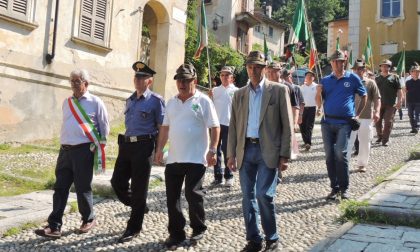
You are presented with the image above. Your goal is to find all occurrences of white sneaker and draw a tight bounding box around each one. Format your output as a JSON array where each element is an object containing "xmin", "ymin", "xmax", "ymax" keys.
[{"xmin": 224, "ymin": 178, "xmax": 234, "ymax": 187}]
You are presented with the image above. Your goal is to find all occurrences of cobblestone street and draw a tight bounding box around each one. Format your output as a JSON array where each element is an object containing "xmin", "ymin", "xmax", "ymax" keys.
[{"xmin": 0, "ymin": 117, "xmax": 419, "ymax": 251}]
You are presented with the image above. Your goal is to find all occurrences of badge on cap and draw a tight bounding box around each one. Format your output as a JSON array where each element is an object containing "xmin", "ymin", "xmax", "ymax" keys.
[{"xmin": 135, "ymin": 62, "xmax": 145, "ymax": 72}]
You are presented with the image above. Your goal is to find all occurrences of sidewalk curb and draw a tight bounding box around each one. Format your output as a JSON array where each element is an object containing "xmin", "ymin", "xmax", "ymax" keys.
[
  {"xmin": 0, "ymin": 191, "xmax": 77, "ymax": 236},
  {"xmin": 309, "ymin": 221, "xmax": 355, "ymax": 252},
  {"xmin": 309, "ymin": 160, "xmax": 420, "ymax": 251}
]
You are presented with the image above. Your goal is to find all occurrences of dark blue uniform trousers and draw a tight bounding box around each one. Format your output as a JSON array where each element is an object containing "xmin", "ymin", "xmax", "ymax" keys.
[{"xmin": 111, "ymin": 139, "xmax": 154, "ymax": 233}]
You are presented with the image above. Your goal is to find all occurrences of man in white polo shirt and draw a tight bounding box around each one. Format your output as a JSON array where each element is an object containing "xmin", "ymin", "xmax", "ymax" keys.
[
  {"xmin": 209, "ymin": 66, "xmax": 238, "ymax": 187},
  {"xmin": 299, "ymin": 70, "xmax": 318, "ymax": 151},
  {"xmin": 154, "ymin": 63, "xmax": 220, "ymax": 249}
]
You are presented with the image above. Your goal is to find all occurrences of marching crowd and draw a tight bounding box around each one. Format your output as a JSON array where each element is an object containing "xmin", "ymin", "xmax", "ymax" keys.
[{"xmin": 33, "ymin": 49, "xmax": 420, "ymax": 252}]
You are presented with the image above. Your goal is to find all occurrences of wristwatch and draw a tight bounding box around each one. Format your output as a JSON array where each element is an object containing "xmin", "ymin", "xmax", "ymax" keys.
[{"xmin": 209, "ymin": 148, "xmax": 217, "ymax": 155}]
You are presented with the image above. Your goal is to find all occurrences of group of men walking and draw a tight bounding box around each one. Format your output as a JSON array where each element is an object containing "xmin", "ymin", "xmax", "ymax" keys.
[{"xmin": 33, "ymin": 47, "xmax": 419, "ymax": 252}]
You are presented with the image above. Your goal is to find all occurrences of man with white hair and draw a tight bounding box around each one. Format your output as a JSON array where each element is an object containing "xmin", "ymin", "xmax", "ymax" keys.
[{"xmin": 35, "ymin": 69, "xmax": 110, "ymax": 238}]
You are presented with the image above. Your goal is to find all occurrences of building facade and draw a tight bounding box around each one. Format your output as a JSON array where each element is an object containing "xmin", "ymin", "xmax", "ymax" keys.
[
  {"xmin": 348, "ymin": 0, "xmax": 419, "ymax": 65},
  {"xmin": 253, "ymin": 10, "xmax": 286, "ymax": 58},
  {"xmin": 327, "ymin": 18, "xmax": 349, "ymax": 57},
  {"xmin": 202, "ymin": 0, "xmax": 285, "ymax": 57},
  {"xmin": 0, "ymin": 0, "xmax": 188, "ymax": 142}
]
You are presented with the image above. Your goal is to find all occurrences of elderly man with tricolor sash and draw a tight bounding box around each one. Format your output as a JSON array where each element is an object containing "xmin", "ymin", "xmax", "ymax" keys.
[{"xmin": 35, "ymin": 69, "xmax": 109, "ymax": 239}]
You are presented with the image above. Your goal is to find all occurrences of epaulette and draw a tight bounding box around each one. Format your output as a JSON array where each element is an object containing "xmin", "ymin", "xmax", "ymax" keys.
[{"xmin": 151, "ymin": 92, "xmax": 164, "ymax": 100}]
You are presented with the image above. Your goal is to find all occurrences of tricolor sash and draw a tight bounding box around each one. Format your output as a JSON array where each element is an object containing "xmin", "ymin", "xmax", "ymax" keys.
[{"xmin": 67, "ymin": 97, "xmax": 106, "ymax": 174}]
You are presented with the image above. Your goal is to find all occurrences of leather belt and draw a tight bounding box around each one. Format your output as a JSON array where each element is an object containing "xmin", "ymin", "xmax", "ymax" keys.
[
  {"xmin": 61, "ymin": 143, "xmax": 90, "ymax": 151},
  {"xmin": 246, "ymin": 137, "xmax": 259, "ymax": 144},
  {"xmin": 119, "ymin": 134, "xmax": 154, "ymax": 143}
]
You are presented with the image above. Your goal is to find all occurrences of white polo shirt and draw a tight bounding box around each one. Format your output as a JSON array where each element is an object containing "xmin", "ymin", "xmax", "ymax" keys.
[
  {"xmin": 212, "ymin": 83, "xmax": 238, "ymax": 126},
  {"xmin": 300, "ymin": 82, "xmax": 318, "ymax": 107},
  {"xmin": 163, "ymin": 90, "xmax": 219, "ymax": 166}
]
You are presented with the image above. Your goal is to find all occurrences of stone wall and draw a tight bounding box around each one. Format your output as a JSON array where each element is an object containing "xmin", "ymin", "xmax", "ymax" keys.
[{"xmin": 0, "ymin": 0, "xmax": 188, "ymax": 143}]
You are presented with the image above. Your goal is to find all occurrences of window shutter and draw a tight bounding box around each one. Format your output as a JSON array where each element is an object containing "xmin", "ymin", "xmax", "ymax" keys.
[
  {"xmin": 80, "ymin": 0, "xmax": 94, "ymax": 37},
  {"xmin": 12, "ymin": 0, "xmax": 27, "ymax": 16},
  {"xmin": 79, "ymin": 0, "xmax": 107, "ymax": 43},
  {"xmin": 0, "ymin": 0, "xmax": 8, "ymax": 11},
  {"xmin": 93, "ymin": 0, "xmax": 106, "ymax": 41}
]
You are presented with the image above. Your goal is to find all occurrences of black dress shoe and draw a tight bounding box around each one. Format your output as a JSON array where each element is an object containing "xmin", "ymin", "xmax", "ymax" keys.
[
  {"xmin": 164, "ymin": 237, "xmax": 185, "ymax": 249},
  {"xmin": 375, "ymin": 138, "xmax": 382, "ymax": 144},
  {"xmin": 117, "ymin": 229, "xmax": 139, "ymax": 243},
  {"xmin": 241, "ymin": 241, "xmax": 263, "ymax": 252},
  {"xmin": 382, "ymin": 141, "xmax": 389, "ymax": 147},
  {"xmin": 190, "ymin": 230, "xmax": 206, "ymax": 242},
  {"xmin": 264, "ymin": 239, "xmax": 280, "ymax": 251},
  {"xmin": 326, "ymin": 190, "xmax": 339, "ymax": 200}
]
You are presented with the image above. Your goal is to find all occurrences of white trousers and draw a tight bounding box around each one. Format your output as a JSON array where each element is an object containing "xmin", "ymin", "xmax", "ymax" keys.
[{"xmin": 346, "ymin": 119, "xmax": 373, "ymax": 167}]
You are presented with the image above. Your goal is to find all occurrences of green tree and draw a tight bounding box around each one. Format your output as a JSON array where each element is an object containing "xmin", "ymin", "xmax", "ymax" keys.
[
  {"xmin": 185, "ymin": 0, "xmax": 245, "ymax": 86},
  {"xmin": 390, "ymin": 50, "xmax": 420, "ymax": 75},
  {"xmin": 252, "ymin": 43, "xmax": 263, "ymax": 51},
  {"xmin": 272, "ymin": 0, "xmax": 347, "ymax": 53}
]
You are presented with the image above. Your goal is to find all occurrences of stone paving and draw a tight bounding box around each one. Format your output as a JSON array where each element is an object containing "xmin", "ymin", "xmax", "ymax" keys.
[
  {"xmin": 358, "ymin": 160, "xmax": 420, "ymax": 225},
  {"xmin": 0, "ymin": 116, "xmax": 419, "ymax": 251},
  {"xmin": 313, "ymin": 223, "xmax": 420, "ymax": 252},
  {"xmin": 311, "ymin": 160, "xmax": 420, "ymax": 252}
]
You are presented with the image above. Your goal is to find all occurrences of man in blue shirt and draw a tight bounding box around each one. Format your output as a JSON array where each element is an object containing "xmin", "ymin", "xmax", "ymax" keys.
[
  {"xmin": 111, "ymin": 62, "xmax": 165, "ymax": 243},
  {"xmin": 316, "ymin": 50, "xmax": 367, "ymax": 200}
]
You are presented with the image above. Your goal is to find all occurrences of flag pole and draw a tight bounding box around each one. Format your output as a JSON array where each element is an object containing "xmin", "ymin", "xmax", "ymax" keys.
[
  {"xmin": 400, "ymin": 41, "xmax": 406, "ymax": 83},
  {"xmin": 401, "ymin": 41, "xmax": 406, "ymax": 108},
  {"xmin": 206, "ymin": 46, "xmax": 212, "ymax": 89},
  {"xmin": 304, "ymin": 7, "xmax": 322, "ymax": 81}
]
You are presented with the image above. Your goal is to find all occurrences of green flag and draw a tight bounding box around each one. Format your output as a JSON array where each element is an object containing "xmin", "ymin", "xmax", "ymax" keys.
[
  {"xmin": 336, "ymin": 36, "xmax": 340, "ymax": 50},
  {"xmin": 287, "ymin": 0, "xmax": 309, "ymax": 45},
  {"xmin": 263, "ymin": 34, "xmax": 272, "ymax": 63},
  {"xmin": 396, "ymin": 48, "xmax": 405, "ymax": 76},
  {"xmin": 363, "ymin": 33, "xmax": 373, "ymax": 69},
  {"xmin": 194, "ymin": 0, "xmax": 208, "ymax": 59}
]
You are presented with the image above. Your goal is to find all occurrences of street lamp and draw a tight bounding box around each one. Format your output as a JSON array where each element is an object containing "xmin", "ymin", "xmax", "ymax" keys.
[{"xmin": 212, "ymin": 13, "xmax": 224, "ymax": 30}]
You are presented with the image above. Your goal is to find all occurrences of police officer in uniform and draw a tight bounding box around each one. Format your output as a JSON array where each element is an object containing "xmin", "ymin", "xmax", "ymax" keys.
[{"xmin": 111, "ymin": 61, "xmax": 165, "ymax": 243}]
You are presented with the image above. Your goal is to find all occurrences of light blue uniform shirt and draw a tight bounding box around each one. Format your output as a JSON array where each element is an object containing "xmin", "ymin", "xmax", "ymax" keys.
[
  {"xmin": 60, "ymin": 91, "xmax": 110, "ymax": 145},
  {"xmin": 246, "ymin": 78, "xmax": 265, "ymax": 138},
  {"xmin": 124, "ymin": 88, "xmax": 165, "ymax": 136}
]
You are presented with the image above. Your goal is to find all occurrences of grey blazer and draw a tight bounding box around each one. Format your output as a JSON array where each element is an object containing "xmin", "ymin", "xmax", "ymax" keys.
[{"xmin": 227, "ymin": 80, "xmax": 293, "ymax": 169}]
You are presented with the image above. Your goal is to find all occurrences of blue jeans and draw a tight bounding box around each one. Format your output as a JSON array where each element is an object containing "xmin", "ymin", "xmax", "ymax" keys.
[
  {"xmin": 408, "ymin": 103, "xmax": 420, "ymax": 130},
  {"xmin": 214, "ymin": 125, "xmax": 233, "ymax": 180},
  {"xmin": 239, "ymin": 142, "xmax": 279, "ymax": 243},
  {"xmin": 321, "ymin": 122, "xmax": 352, "ymax": 192}
]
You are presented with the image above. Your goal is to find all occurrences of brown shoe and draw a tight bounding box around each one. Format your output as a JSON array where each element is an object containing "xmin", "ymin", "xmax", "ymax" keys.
[
  {"xmin": 78, "ymin": 219, "xmax": 96, "ymax": 233},
  {"xmin": 35, "ymin": 226, "xmax": 61, "ymax": 239}
]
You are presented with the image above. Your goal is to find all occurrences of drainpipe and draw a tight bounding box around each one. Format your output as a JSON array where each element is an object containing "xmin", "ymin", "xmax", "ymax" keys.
[{"xmin": 46, "ymin": 0, "xmax": 59, "ymax": 64}]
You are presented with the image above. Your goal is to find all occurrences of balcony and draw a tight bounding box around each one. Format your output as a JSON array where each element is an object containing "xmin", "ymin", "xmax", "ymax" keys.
[{"xmin": 235, "ymin": 11, "xmax": 260, "ymax": 27}]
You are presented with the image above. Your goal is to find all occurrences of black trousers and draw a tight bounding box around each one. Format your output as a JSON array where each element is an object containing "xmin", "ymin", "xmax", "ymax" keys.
[
  {"xmin": 299, "ymin": 106, "xmax": 316, "ymax": 145},
  {"xmin": 165, "ymin": 163, "xmax": 207, "ymax": 240},
  {"xmin": 48, "ymin": 143, "xmax": 94, "ymax": 230},
  {"xmin": 111, "ymin": 139, "xmax": 154, "ymax": 233}
]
